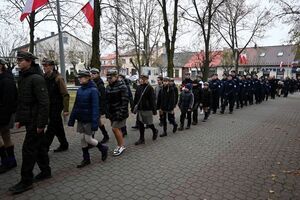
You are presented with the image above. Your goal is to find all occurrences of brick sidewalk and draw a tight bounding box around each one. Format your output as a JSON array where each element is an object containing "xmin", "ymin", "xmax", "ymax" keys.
[{"xmin": 1, "ymin": 94, "xmax": 300, "ymax": 200}]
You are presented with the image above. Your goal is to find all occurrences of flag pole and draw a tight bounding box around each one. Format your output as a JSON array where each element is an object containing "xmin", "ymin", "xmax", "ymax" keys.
[{"xmin": 55, "ymin": 0, "xmax": 67, "ymax": 83}]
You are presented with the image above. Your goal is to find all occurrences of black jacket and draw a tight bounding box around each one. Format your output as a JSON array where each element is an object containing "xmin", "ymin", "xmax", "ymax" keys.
[
  {"xmin": 157, "ymin": 85, "xmax": 177, "ymax": 112},
  {"xmin": 178, "ymin": 90, "xmax": 194, "ymax": 111},
  {"xmin": 106, "ymin": 80, "xmax": 129, "ymax": 121},
  {"xmin": 15, "ymin": 64, "xmax": 49, "ymax": 128},
  {"xmin": 133, "ymin": 83, "xmax": 156, "ymax": 113},
  {"xmin": 200, "ymin": 88, "xmax": 212, "ymax": 107},
  {"xmin": 0, "ymin": 71, "xmax": 18, "ymax": 126},
  {"xmin": 93, "ymin": 77, "xmax": 106, "ymax": 115}
]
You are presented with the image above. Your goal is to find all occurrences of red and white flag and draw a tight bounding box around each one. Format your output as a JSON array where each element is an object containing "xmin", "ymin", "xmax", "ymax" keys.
[
  {"xmin": 81, "ymin": 0, "xmax": 94, "ymax": 27},
  {"xmin": 20, "ymin": 0, "xmax": 49, "ymax": 22}
]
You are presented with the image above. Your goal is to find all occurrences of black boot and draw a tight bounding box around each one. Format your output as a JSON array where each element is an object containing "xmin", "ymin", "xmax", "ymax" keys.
[
  {"xmin": 178, "ymin": 124, "xmax": 184, "ymax": 131},
  {"xmin": 5, "ymin": 146, "xmax": 17, "ymax": 170},
  {"xmin": 173, "ymin": 124, "xmax": 178, "ymax": 133},
  {"xmin": 202, "ymin": 112, "xmax": 208, "ymax": 122},
  {"xmin": 0, "ymin": 146, "xmax": 8, "ymax": 174},
  {"xmin": 152, "ymin": 129, "xmax": 158, "ymax": 141},
  {"xmin": 159, "ymin": 132, "xmax": 167, "ymax": 137},
  {"xmin": 53, "ymin": 143, "xmax": 69, "ymax": 152},
  {"xmin": 34, "ymin": 170, "xmax": 52, "ymax": 183},
  {"xmin": 100, "ymin": 125, "xmax": 109, "ymax": 143},
  {"xmin": 96, "ymin": 143, "xmax": 108, "ymax": 161},
  {"xmin": 135, "ymin": 128, "xmax": 145, "ymax": 145},
  {"xmin": 9, "ymin": 181, "xmax": 33, "ymax": 194},
  {"xmin": 77, "ymin": 147, "xmax": 91, "ymax": 168}
]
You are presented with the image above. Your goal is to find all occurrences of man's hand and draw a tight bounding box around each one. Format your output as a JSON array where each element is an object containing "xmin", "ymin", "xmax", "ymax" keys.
[
  {"xmin": 15, "ymin": 122, "xmax": 21, "ymax": 129},
  {"xmin": 63, "ymin": 112, "xmax": 69, "ymax": 117},
  {"xmin": 37, "ymin": 128, "xmax": 44, "ymax": 134}
]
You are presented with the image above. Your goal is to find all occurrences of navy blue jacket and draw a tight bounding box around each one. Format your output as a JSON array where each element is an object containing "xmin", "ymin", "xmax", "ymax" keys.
[
  {"xmin": 223, "ymin": 80, "xmax": 236, "ymax": 97},
  {"xmin": 178, "ymin": 90, "xmax": 194, "ymax": 111},
  {"xmin": 68, "ymin": 80, "xmax": 99, "ymax": 131},
  {"xmin": 209, "ymin": 79, "xmax": 221, "ymax": 95}
]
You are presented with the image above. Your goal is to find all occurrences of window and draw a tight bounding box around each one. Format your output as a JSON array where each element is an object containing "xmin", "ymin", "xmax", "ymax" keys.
[
  {"xmin": 175, "ymin": 69, "xmax": 179, "ymax": 78},
  {"xmin": 259, "ymin": 52, "xmax": 266, "ymax": 57},
  {"xmin": 277, "ymin": 52, "xmax": 284, "ymax": 57}
]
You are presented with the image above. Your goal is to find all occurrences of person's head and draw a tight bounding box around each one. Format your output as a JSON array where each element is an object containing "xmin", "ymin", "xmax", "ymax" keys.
[
  {"xmin": 163, "ymin": 77, "xmax": 170, "ymax": 86},
  {"xmin": 231, "ymin": 70, "xmax": 236, "ymax": 77},
  {"xmin": 17, "ymin": 51, "xmax": 38, "ymax": 71},
  {"xmin": 139, "ymin": 74, "xmax": 149, "ymax": 84},
  {"xmin": 241, "ymin": 75, "xmax": 246, "ymax": 80},
  {"xmin": 118, "ymin": 74, "xmax": 125, "ymax": 81},
  {"xmin": 157, "ymin": 76, "xmax": 163, "ymax": 85},
  {"xmin": 211, "ymin": 74, "xmax": 217, "ymax": 80},
  {"xmin": 169, "ymin": 78, "xmax": 175, "ymax": 85},
  {"xmin": 185, "ymin": 72, "xmax": 190, "ymax": 79},
  {"xmin": 41, "ymin": 58, "xmax": 55, "ymax": 75},
  {"xmin": 90, "ymin": 68, "xmax": 100, "ymax": 80},
  {"xmin": 185, "ymin": 83, "xmax": 192, "ymax": 92},
  {"xmin": 222, "ymin": 73, "xmax": 227, "ymax": 79},
  {"xmin": 77, "ymin": 70, "xmax": 91, "ymax": 85},
  {"xmin": 0, "ymin": 59, "xmax": 7, "ymax": 73},
  {"xmin": 246, "ymin": 74, "xmax": 251, "ymax": 79},
  {"xmin": 107, "ymin": 70, "xmax": 118, "ymax": 84},
  {"xmin": 227, "ymin": 74, "xmax": 233, "ymax": 80},
  {"xmin": 203, "ymin": 82, "xmax": 209, "ymax": 89},
  {"xmin": 253, "ymin": 75, "xmax": 258, "ymax": 79}
]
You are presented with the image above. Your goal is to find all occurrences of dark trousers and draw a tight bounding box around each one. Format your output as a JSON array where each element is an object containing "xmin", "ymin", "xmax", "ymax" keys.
[
  {"xmin": 137, "ymin": 120, "xmax": 156, "ymax": 140},
  {"xmin": 45, "ymin": 110, "xmax": 68, "ymax": 149},
  {"xmin": 192, "ymin": 102, "xmax": 200, "ymax": 122},
  {"xmin": 21, "ymin": 123, "xmax": 51, "ymax": 184},
  {"xmin": 221, "ymin": 95, "xmax": 235, "ymax": 112},
  {"xmin": 180, "ymin": 110, "xmax": 191, "ymax": 127},
  {"xmin": 162, "ymin": 112, "xmax": 176, "ymax": 132},
  {"xmin": 211, "ymin": 92, "xmax": 219, "ymax": 113},
  {"xmin": 270, "ymin": 89, "xmax": 276, "ymax": 99},
  {"xmin": 247, "ymin": 91, "xmax": 253, "ymax": 105}
]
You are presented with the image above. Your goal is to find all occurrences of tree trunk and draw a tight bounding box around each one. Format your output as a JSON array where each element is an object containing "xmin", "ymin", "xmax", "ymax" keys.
[
  {"xmin": 203, "ymin": 47, "xmax": 210, "ymax": 81},
  {"xmin": 91, "ymin": 0, "xmax": 101, "ymax": 69},
  {"xmin": 29, "ymin": 12, "xmax": 35, "ymax": 53}
]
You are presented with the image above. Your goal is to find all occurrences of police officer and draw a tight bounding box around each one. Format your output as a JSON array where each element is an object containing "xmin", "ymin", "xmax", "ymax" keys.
[
  {"xmin": 42, "ymin": 58, "xmax": 70, "ymax": 152},
  {"xmin": 245, "ymin": 74, "xmax": 254, "ymax": 105},
  {"xmin": 253, "ymin": 75, "xmax": 262, "ymax": 104},
  {"xmin": 9, "ymin": 51, "xmax": 50, "ymax": 194},
  {"xmin": 90, "ymin": 68, "xmax": 110, "ymax": 143},
  {"xmin": 208, "ymin": 74, "xmax": 221, "ymax": 114},
  {"xmin": 231, "ymin": 71, "xmax": 240, "ymax": 109},
  {"xmin": 220, "ymin": 74, "xmax": 236, "ymax": 114}
]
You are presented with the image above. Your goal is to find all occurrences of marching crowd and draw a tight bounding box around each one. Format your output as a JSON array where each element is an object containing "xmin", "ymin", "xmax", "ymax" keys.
[{"xmin": 1, "ymin": 51, "xmax": 300, "ymax": 194}]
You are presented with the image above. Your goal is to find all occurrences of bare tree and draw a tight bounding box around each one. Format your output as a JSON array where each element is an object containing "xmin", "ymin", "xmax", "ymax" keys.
[
  {"xmin": 157, "ymin": 0, "xmax": 179, "ymax": 78},
  {"xmin": 272, "ymin": 0, "xmax": 300, "ymax": 44},
  {"xmin": 180, "ymin": 0, "xmax": 225, "ymax": 81},
  {"xmin": 213, "ymin": 0, "xmax": 271, "ymax": 72}
]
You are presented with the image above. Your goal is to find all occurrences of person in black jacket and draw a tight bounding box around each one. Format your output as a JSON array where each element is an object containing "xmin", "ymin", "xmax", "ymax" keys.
[
  {"xmin": 106, "ymin": 71, "xmax": 129, "ymax": 156},
  {"xmin": 191, "ymin": 79, "xmax": 201, "ymax": 125},
  {"xmin": 220, "ymin": 74, "xmax": 236, "ymax": 114},
  {"xmin": 178, "ymin": 83, "xmax": 194, "ymax": 130},
  {"xmin": 42, "ymin": 58, "xmax": 70, "ymax": 152},
  {"xmin": 90, "ymin": 68, "xmax": 109, "ymax": 143},
  {"xmin": 157, "ymin": 77, "xmax": 178, "ymax": 137},
  {"xmin": 9, "ymin": 51, "xmax": 50, "ymax": 194},
  {"xmin": 268, "ymin": 76, "xmax": 277, "ymax": 99},
  {"xmin": 132, "ymin": 74, "xmax": 158, "ymax": 145},
  {"xmin": 0, "ymin": 59, "xmax": 18, "ymax": 174},
  {"xmin": 168, "ymin": 78, "xmax": 178, "ymax": 130},
  {"xmin": 208, "ymin": 74, "xmax": 221, "ymax": 114},
  {"xmin": 201, "ymin": 82, "xmax": 212, "ymax": 122}
]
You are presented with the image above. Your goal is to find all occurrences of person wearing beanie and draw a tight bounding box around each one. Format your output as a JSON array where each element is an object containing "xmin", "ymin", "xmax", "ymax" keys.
[
  {"xmin": 191, "ymin": 79, "xmax": 202, "ymax": 125},
  {"xmin": 68, "ymin": 70, "xmax": 108, "ymax": 168},
  {"xmin": 178, "ymin": 83, "xmax": 194, "ymax": 130},
  {"xmin": 200, "ymin": 82, "xmax": 212, "ymax": 122},
  {"xmin": 90, "ymin": 68, "xmax": 110, "ymax": 144},
  {"xmin": 0, "ymin": 59, "xmax": 18, "ymax": 174}
]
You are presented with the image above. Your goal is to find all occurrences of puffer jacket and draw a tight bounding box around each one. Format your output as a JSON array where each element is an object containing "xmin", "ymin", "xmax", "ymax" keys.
[
  {"xmin": 133, "ymin": 83, "xmax": 156, "ymax": 113},
  {"xmin": 68, "ymin": 80, "xmax": 99, "ymax": 131},
  {"xmin": 0, "ymin": 71, "xmax": 18, "ymax": 126},
  {"xmin": 15, "ymin": 64, "xmax": 49, "ymax": 128},
  {"xmin": 106, "ymin": 80, "xmax": 129, "ymax": 121},
  {"xmin": 178, "ymin": 90, "xmax": 194, "ymax": 111}
]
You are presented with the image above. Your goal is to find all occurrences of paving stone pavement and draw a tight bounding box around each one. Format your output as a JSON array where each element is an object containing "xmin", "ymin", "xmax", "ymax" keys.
[{"xmin": 1, "ymin": 93, "xmax": 300, "ymax": 200}]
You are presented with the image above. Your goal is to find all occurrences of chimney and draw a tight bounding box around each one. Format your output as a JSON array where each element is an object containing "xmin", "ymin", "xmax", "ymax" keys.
[{"xmin": 51, "ymin": 32, "xmax": 55, "ymax": 36}]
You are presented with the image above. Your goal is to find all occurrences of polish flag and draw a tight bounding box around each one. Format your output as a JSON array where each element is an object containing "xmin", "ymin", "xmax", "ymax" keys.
[
  {"xmin": 81, "ymin": 0, "xmax": 94, "ymax": 27},
  {"xmin": 20, "ymin": 0, "xmax": 49, "ymax": 22}
]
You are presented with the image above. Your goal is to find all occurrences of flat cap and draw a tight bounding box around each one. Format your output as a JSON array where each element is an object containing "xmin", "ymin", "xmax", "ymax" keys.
[
  {"xmin": 90, "ymin": 68, "xmax": 100, "ymax": 74},
  {"xmin": 163, "ymin": 77, "xmax": 170, "ymax": 81},
  {"xmin": 106, "ymin": 70, "xmax": 118, "ymax": 76},
  {"xmin": 17, "ymin": 51, "xmax": 38, "ymax": 60},
  {"xmin": 76, "ymin": 69, "xmax": 91, "ymax": 78},
  {"xmin": 140, "ymin": 74, "xmax": 149, "ymax": 79},
  {"xmin": 0, "ymin": 58, "xmax": 7, "ymax": 65},
  {"xmin": 41, "ymin": 58, "xmax": 55, "ymax": 65}
]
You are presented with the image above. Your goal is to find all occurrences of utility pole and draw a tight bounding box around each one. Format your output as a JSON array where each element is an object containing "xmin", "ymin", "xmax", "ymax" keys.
[{"xmin": 56, "ymin": 0, "xmax": 66, "ymax": 83}]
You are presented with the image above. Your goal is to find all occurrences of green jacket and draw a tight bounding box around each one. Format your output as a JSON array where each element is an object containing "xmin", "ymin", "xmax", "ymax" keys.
[{"xmin": 15, "ymin": 64, "xmax": 49, "ymax": 128}]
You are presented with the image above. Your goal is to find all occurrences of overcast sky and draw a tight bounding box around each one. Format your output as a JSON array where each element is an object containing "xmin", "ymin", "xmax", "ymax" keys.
[{"xmin": 0, "ymin": 0, "xmax": 293, "ymax": 55}]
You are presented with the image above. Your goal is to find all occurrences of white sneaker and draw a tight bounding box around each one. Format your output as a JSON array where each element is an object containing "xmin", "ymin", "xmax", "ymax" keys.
[{"xmin": 113, "ymin": 146, "xmax": 126, "ymax": 156}]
